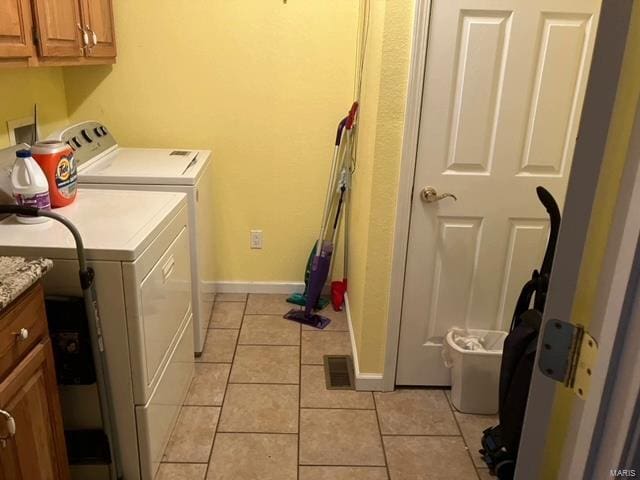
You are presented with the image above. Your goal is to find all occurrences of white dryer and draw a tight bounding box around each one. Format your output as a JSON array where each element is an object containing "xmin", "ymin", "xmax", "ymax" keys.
[
  {"xmin": 0, "ymin": 145, "xmax": 193, "ymax": 480},
  {"xmin": 50, "ymin": 122, "xmax": 214, "ymax": 354}
]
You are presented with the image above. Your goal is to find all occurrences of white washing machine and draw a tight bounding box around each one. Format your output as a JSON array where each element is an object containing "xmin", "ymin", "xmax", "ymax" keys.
[
  {"xmin": 49, "ymin": 122, "xmax": 214, "ymax": 354},
  {"xmin": 0, "ymin": 145, "xmax": 194, "ymax": 480}
]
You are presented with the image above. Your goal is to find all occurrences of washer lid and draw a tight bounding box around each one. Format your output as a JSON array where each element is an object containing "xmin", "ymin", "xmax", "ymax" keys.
[
  {"xmin": 0, "ymin": 189, "xmax": 187, "ymax": 261},
  {"xmin": 79, "ymin": 148, "xmax": 211, "ymax": 186}
]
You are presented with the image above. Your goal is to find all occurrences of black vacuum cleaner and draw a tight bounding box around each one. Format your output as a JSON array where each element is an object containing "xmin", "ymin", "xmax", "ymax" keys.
[{"xmin": 479, "ymin": 186, "xmax": 561, "ymax": 479}]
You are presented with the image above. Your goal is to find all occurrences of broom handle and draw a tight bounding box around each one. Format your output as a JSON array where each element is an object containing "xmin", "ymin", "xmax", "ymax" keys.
[
  {"xmin": 344, "ymin": 153, "xmax": 352, "ymax": 284},
  {"xmin": 317, "ymin": 119, "xmax": 347, "ymax": 256},
  {"xmin": 343, "ymin": 102, "xmax": 358, "ymax": 282}
]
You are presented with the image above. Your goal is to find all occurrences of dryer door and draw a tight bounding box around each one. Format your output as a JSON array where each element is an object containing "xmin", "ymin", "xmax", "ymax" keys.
[
  {"xmin": 139, "ymin": 227, "xmax": 191, "ymax": 384},
  {"xmin": 122, "ymin": 209, "xmax": 192, "ymax": 404}
]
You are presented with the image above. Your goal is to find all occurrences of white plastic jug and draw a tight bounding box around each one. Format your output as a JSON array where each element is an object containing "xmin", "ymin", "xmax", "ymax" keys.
[{"xmin": 11, "ymin": 149, "xmax": 51, "ymax": 224}]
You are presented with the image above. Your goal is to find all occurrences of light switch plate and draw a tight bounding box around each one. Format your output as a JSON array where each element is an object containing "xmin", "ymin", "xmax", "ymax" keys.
[{"xmin": 250, "ymin": 230, "xmax": 263, "ymax": 249}]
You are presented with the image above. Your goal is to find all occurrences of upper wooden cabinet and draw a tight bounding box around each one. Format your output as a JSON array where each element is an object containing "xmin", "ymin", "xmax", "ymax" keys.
[
  {"xmin": 79, "ymin": 0, "xmax": 116, "ymax": 57},
  {"xmin": 32, "ymin": 0, "xmax": 84, "ymax": 57},
  {"xmin": 0, "ymin": 0, "xmax": 116, "ymax": 66},
  {"xmin": 0, "ymin": 0, "xmax": 35, "ymax": 58}
]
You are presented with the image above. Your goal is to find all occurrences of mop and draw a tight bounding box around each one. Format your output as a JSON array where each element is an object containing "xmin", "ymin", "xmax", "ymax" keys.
[
  {"xmin": 330, "ymin": 104, "xmax": 358, "ymax": 311},
  {"xmin": 0, "ymin": 205, "xmax": 123, "ymax": 480},
  {"xmin": 328, "ymin": 0, "xmax": 370, "ymax": 312},
  {"xmin": 284, "ymin": 104, "xmax": 357, "ymax": 328},
  {"xmin": 286, "ymin": 110, "xmax": 352, "ymax": 311},
  {"xmin": 286, "ymin": 246, "xmax": 331, "ymax": 310}
]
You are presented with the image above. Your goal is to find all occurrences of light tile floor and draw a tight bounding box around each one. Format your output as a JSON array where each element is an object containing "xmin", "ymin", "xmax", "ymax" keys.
[{"xmin": 157, "ymin": 294, "xmax": 496, "ymax": 480}]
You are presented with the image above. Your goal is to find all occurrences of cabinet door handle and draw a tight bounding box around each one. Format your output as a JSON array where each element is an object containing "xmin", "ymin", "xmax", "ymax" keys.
[
  {"xmin": 77, "ymin": 23, "xmax": 89, "ymax": 47},
  {"xmin": 0, "ymin": 410, "xmax": 16, "ymax": 444},
  {"xmin": 13, "ymin": 328, "xmax": 28, "ymax": 342},
  {"xmin": 86, "ymin": 25, "xmax": 98, "ymax": 46}
]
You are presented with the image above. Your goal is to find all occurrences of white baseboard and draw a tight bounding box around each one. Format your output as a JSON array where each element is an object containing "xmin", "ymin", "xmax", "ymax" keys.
[
  {"xmin": 203, "ymin": 281, "xmax": 305, "ymax": 295},
  {"xmin": 344, "ymin": 293, "xmax": 385, "ymax": 391}
]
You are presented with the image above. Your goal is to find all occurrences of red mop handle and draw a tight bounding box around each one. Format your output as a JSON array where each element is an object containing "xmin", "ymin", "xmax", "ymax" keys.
[{"xmin": 346, "ymin": 102, "xmax": 359, "ymax": 130}]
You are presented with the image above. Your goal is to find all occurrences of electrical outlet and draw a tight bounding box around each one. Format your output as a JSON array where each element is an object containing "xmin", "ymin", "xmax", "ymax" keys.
[{"xmin": 250, "ymin": 230, "xmax": 263, "ymax": 249}]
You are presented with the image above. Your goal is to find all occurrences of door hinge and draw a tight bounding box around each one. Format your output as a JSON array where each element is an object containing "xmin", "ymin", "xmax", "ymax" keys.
[{"xmin": 538, "ymin": 319, "xmax": 598, "ymax": 400}]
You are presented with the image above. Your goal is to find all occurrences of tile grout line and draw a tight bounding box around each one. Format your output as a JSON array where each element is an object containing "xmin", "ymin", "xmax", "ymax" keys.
[
  {"xmin": 203, "ymin": 297, "xmax": 248, "ymax": 479},
  {"xmin": 197, "ymin": 327, "xmax": 238, "ymax": 364},
  {"xmin": 299, "ymin": 406, "xmax": 376, "ymax": 411},
  {"xmin": 197, "ymin": 431, "xmax": 469, "ymax": 438},
  {"xmin": 243, "ymin": 312, "xmax": 297, "ymax": 316},
  {"xmin": 212, "ymin": 430, "xmax": 299, "ymax": 435},
  {"xmin": 160, "ymin": 460, "xmax": 208, "ymax": 463},
  {"xmin": 372, "ymin": 393, "xmax": 392, "ymax": 480},
  {"xmin": 444, "ymin": 389, "xmax": 484, "ymax": 480},
  {"xmin": 161, "ymin": 299, "xmax": 220, "ymax": 468},
  {"xmin": 297, "ymin": 306, "xmax": 302, "ymax": 480},
  {"xmin": 227, "ymin": 381, "xmax": 300, "ymax": 386},
  {"xmin": 374, "ymin": 432, "xmax": 466, "ymax": 437},
  {"xmin": 195, "ymin": 361, "xmax": 233, "ymax": 365},
  {"xmin": 300, "ymin": 329, "xmax": 351, "ymax": 333},
  {"xmin": 208, "ymin": 299, "xmax": 245, "ymax": 329},
  {"xmin": 299, "ymin": 463, "xmax": 392, "ymax": 468}
]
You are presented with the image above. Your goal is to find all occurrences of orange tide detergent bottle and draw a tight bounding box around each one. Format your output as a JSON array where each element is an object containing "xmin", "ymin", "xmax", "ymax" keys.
[{"xmin": 31, "ymin": 140, "xmax": 78, "ymax": 207}]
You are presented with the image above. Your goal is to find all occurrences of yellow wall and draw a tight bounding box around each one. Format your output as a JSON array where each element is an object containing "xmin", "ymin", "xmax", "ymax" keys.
[
  {"xmin": 348, "ymin": 0, "xmax": 385, "ymax": 372},
  {"xmin": 63, "ymin": 0, "xmax": 359, "ymax": 282},
  {"xmin": 542, "ymin": 3, "xmax": 640, "ymax": 477},
  {"xmin": 0, "ymin": 68, "xmax": 69, "ymax": 147},
  {"xmin": 349, "ymin": 0, "xmax": 415, "ymax": 373},
  {"xmin": 0, "ymin": 0, "xmax": 411, "ymax": 376}
]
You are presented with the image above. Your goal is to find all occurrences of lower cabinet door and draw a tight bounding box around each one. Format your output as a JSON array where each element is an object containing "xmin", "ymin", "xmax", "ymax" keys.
[{"xmin": 0, "ymin": 339, "xmax": 69, "ymax": 480}]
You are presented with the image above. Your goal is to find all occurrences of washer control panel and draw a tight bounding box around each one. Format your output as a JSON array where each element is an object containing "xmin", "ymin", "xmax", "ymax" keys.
[{"xmin": 51, "ymin": 121, "xmax": 117, "ymax": 167}]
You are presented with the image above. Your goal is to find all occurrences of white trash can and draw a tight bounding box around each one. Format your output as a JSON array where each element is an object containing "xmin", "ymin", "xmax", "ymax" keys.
[{"xmin": 443, "ymin": 328, "xmax": 508, "ymax": 415}]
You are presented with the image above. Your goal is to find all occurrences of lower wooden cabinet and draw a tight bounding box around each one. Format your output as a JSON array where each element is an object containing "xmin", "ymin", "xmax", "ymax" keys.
[{"xmin": 0, "ymin": 286, "xmax": 69, "ymax": 480}]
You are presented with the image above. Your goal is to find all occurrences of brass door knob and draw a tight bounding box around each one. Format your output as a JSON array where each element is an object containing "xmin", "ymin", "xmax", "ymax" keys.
[{"xmin": 420, "ymin": 187, "xmax": 458, "ymax": 203}]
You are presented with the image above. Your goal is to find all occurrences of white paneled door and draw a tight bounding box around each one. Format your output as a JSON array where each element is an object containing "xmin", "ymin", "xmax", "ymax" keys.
[{"xmin": 396, "ymin": 0, "xmax": 601, "ymax": 385}]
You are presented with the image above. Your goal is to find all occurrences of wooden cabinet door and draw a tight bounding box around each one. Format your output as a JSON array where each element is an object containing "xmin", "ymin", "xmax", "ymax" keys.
[
  {"xmin": 0, "ymin": 340, "xmax": 69, "ymax": 480},
  {"xmin": 80, "ymin": 0, "xmax": 116, "ymax": 57},
  {"xmin": 0, "ymin": 0, "xmax": 34, "ymax": 58},
  {"xmin": 32, "ymin": 0, "xmax": 83, "ymax": 57}
]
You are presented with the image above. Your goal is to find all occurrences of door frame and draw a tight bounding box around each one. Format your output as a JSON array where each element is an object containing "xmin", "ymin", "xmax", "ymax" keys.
[
  {"xmin": 572, "ymin": 95, "xmax": 640, "ymax": 477},
  {"xmin": 521, "ymin": 75, "xmax": 640, "ymax": 480},
  {"xmin": 383, "ymin": 0, "xmax": 432, "ymax": 391}
]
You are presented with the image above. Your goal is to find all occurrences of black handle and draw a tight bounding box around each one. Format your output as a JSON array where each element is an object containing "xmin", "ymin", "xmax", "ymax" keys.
[
  {"xmin": 531, "ymin": 187, "xmax": 562, "ymax": 314},
  {"xmin": 335, "ymin": 117, "xmax": 348, "ymax": 146},
  {"xmin": 536, "ymin": 187, "xmax": 561, "ymax": 225},
  {"xmin": 0, "ymin": 205, "xmax": 41, "ymax": 217}
]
